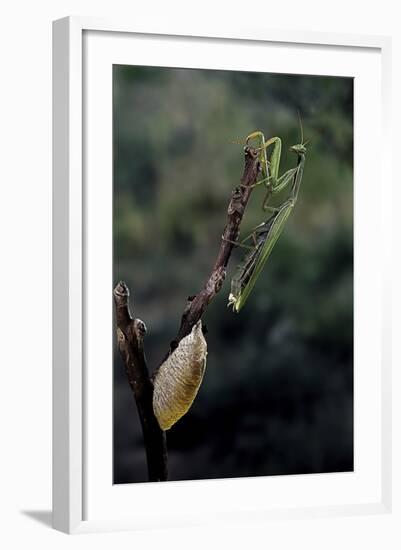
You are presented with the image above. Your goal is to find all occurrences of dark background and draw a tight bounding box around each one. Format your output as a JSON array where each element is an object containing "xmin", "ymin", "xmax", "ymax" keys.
[{"xmin": 113, "ymin": 65, "xmax": 353, "ymax": 483}]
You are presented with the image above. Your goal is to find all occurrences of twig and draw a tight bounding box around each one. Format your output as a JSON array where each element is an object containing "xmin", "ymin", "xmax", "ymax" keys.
[
  {"xmin": 171, "ymin": 145, "xmax": 261, "ymax": 349},
  {"xmin": 113, "ymin": 281, "xmax": 168, "ymax": 481}
]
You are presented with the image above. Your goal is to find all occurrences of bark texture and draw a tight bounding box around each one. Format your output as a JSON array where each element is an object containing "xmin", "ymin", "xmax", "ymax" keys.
[{"xmin": 114, "ymin": 281, "xmax": 168, "ymax": 481}]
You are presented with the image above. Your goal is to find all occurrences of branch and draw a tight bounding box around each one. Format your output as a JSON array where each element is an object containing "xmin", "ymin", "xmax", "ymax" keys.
[
  {"xmin": 171, "ymin": 145, "xmax": 261, "ymax": 349},
  {"xmin": 113, "ymin": 281, "xmax": 168, "ymax": 481}
]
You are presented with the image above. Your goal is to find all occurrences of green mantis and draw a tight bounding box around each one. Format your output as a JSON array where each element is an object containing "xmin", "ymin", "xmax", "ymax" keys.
[{"xmin": 228, "ymin": 122, "xmax": 307, "ymax": 312}]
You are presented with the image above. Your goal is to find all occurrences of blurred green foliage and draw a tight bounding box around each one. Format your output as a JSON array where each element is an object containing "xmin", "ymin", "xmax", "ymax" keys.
[{"xmin": 113, "ymin": 65, "xmax": 353, "ymax": 483}]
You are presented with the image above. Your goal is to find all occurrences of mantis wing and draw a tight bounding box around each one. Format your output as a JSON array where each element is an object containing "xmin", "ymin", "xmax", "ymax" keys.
[{"xmin": 233, "ymin": 201, "xmax": 294, "ymax": 312}]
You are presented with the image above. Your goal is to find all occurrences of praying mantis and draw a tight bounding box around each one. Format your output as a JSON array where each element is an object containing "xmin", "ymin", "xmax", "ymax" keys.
[{"xmin": 228, "ymin": 121, "xmax": 307, "ymax": 312}]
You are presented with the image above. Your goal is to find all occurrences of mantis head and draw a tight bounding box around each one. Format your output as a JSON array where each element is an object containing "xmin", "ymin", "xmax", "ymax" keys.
[{"xmin": 290, "ymin": 142, "xmax": 307, "ymax": 154}]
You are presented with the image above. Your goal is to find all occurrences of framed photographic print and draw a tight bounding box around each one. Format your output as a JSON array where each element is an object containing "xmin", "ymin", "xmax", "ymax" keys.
[{"xmin": 52, "ymin": 17, "xmax": 392, "ymax": 534}]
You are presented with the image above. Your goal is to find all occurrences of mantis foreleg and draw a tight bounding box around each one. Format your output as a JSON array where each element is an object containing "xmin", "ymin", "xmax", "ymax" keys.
[{"xmin": 246, "ymin": 133, "xmax": 300, "ymax": 210}]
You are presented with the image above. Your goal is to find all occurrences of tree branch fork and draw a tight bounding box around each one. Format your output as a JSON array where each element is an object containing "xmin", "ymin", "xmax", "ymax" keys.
[{"xmin": 113, "ymin": 145, "xmax": 261, "ymax": 481}]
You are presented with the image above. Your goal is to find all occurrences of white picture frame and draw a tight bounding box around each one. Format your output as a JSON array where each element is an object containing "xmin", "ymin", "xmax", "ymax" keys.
[{"xmin": 52, "ymin": 16, "xmax": 392, "ymax": 534}]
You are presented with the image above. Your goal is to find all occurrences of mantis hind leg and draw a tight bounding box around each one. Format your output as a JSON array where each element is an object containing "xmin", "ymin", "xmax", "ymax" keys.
[
  {"xmin": 222, "ymin": 236, "xmax": 255, "ymax": 251},
  {"xmin": 223, "ymin": 220, "xmax": 269, "ymax": 250}
]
